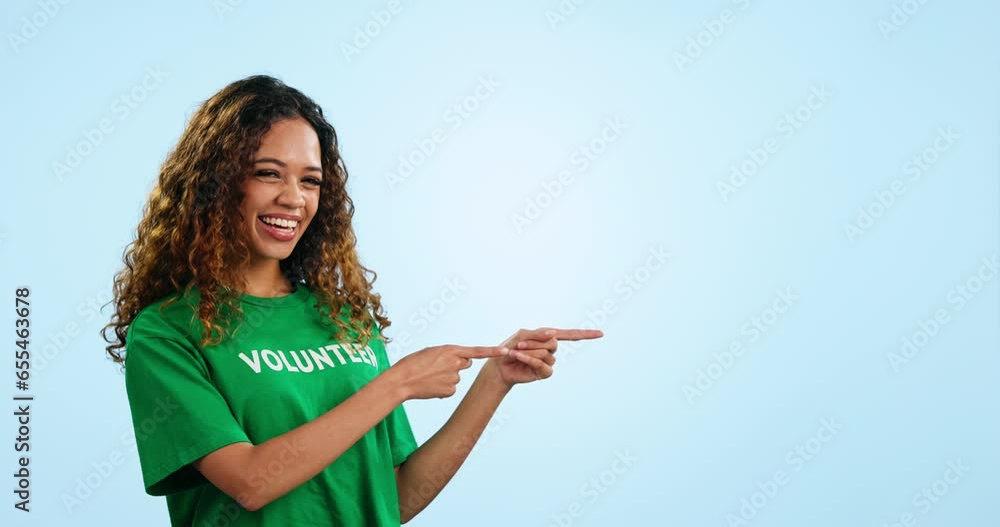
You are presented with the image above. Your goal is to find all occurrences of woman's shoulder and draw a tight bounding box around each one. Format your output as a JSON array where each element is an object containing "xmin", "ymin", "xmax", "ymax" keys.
[{"xmin": 129, "ymin": 286, "xmax": 202, "ymax": 343}]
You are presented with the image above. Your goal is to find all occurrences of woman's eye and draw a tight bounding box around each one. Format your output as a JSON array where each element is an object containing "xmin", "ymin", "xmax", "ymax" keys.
[
  {"xmin": 305, "ymin": 178, "xmax": 323, "ymax": 186},
  {"xmin": 256, "ymin": 170, "xmax": 279, "ymax": 178}
]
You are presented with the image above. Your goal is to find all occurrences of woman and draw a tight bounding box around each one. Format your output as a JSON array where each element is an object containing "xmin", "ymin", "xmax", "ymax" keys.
[{"xmin": 102, "ymin": 74, "xmax": 603, "ymax": 525}]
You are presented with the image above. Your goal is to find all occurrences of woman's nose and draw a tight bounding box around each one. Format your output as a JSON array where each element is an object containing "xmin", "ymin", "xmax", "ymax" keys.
[{"xmin": 277, "ymin": 181, "xmax": 306, "ymax": 207}]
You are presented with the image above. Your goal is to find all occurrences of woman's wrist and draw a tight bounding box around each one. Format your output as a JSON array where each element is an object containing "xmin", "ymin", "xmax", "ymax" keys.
[
  {"xmin": 374, "ymin": 365, "xmax": 411, "ymax": 405},
  {"xmin": 479, "ymin": 359, "xmax": 514, "ymax": 397}
]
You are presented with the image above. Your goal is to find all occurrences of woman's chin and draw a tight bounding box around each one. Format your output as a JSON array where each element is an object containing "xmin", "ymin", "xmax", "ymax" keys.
[{"xmin": 250, "ymin": 246, "xmax": 297, "ymax": 263}]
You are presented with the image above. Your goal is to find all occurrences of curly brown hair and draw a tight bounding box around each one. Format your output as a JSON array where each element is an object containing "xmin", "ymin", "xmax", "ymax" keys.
[{"xmin": 102, "ymin": 74, "xmax": 391, "ymax": 367}]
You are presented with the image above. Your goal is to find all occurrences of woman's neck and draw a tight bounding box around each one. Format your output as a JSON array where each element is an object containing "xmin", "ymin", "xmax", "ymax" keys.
[{"xmin": 241, "ymin": 260, "xmax": 294, "ymax": 297}]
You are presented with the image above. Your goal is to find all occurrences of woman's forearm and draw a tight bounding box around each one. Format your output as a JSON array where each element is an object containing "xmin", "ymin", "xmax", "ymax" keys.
[
  {"xmin": 195, "ymin": 368, "xmax": 408, "ymax": 512},
  {"xmin": 396, "ymin": 360, "xmax": 511, "ymax": 523}
]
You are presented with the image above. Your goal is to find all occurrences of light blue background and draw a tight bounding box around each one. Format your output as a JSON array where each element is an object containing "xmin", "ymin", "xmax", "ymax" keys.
[{"xmin": 3, "ymin": 0, "xmax": 998, "ymax": 525}]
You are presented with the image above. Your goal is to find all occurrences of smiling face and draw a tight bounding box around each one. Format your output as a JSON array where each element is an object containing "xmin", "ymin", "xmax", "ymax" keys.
[{"xmin": 238, "ymin": 116, "xmax": 323, "ymax": 267}]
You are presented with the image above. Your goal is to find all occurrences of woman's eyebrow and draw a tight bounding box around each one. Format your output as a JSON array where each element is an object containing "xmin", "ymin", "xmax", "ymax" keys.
[{"xmin": 253, "ymin": 157, "xmax": 322, "ymax": 172}]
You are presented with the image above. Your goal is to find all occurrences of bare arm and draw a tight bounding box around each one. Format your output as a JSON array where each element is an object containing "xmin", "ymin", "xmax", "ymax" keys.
[
  {"xmin": 396, "ymin": 360, "xmax": 510, "ymax": 524},
  {"xmin": 192, "ymin": 369, "xmax": 406, "ymax": 511},
  {"xmin": 394, "ymin": 327, "xmax": 604, "ymax": 523},
  {"xmin": 192, "ymin": 343, "xmax": 506, "ymax": 512}
]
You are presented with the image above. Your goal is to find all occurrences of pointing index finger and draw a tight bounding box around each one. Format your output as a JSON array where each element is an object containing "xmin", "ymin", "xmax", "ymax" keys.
[
  {"xmin": 546, "ymin": 328, "xmax": 605, "ymax": 341},
  {"xmin": 457, "ymin": 345, "xmax": 509, "ymax": 359}
]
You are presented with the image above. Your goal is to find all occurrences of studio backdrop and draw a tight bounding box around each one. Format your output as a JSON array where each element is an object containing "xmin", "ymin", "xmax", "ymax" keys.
[{"xmin": 3, "ymin": 0, "xmax": 998, "ymax": 526}]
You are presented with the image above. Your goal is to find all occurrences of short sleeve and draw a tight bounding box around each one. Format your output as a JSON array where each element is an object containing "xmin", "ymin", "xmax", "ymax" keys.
[
  {"xmin": 124, "ymin": 313, "xmax": 251, "ymax": 496},
  {"xmin": 386, "ymin": 399, "xmax": 419, "ymax": 467},
  {"xmin": 370, "ymin": 324, "xmax": 419, "ymax": 467}
]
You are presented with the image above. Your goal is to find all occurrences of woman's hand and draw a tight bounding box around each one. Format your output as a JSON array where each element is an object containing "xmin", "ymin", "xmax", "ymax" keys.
[
  {"xmin": 391, "ymin": 344, "xmax": 509, "ymax": 400},
  {"xmin": 486, "ymin": 327, "xmax": 604, "ymax": 388}
]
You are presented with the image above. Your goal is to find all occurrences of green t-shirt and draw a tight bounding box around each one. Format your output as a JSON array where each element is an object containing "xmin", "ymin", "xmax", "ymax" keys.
[{"xmin": 123, "ymin": 283, "xmax": 418, "ymax": 526}]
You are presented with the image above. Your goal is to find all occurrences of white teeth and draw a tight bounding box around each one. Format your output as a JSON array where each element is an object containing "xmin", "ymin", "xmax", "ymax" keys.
[{"xmin": 260, "ymin": 216, "xmax": 298, "ymax": 229}]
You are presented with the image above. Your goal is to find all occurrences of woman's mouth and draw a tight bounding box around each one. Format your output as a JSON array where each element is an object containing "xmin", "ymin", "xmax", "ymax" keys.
[{"xmin": 258, "ymin": 215, "xmax": 299, "ymax": 242}]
